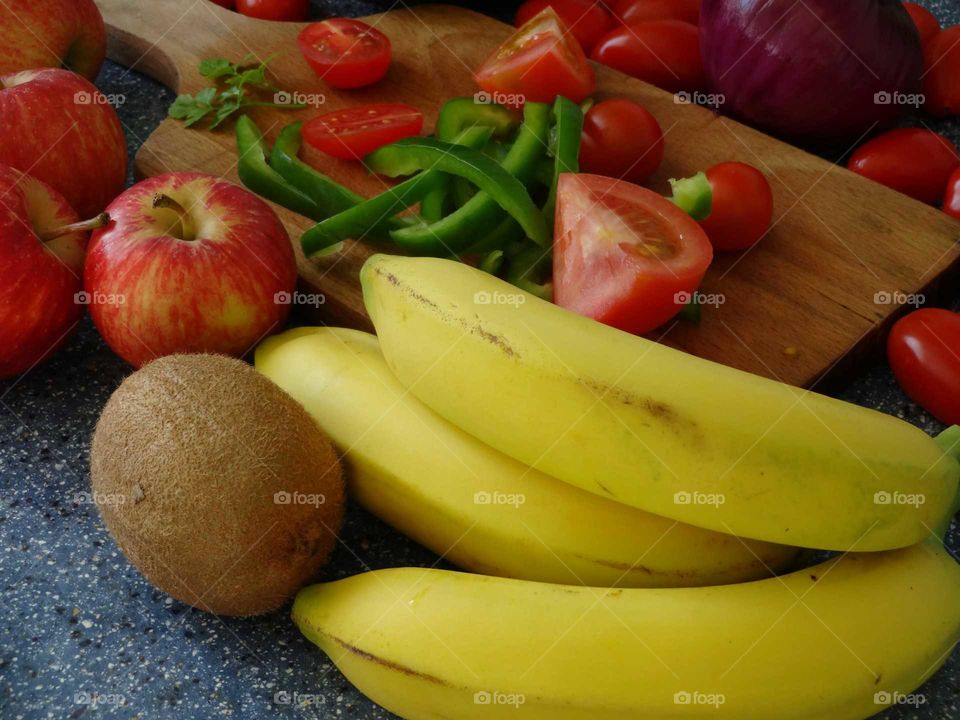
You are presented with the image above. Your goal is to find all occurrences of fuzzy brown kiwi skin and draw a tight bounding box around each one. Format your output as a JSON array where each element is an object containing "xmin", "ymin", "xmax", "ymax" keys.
[{"xmin": 90, "ymin": 353, "xmax": 345, "ymax": 617}]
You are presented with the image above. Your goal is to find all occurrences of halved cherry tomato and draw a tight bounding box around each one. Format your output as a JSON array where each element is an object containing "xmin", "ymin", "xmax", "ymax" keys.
[
  {"xmin": 923, "ymin": 26, "xmax": 960, "ymax": 118},
  {"xmin": 903, "ymin": 2, "xmax": 940, "ymax": 48},
  {"xmin": 515, "ymin": 0, "xmax": 615, "ymax": 55},
  {"xmin": 210, "ymin": 0, "xmax": 235, "ymax": 8},
  {"xmin": 554, "ymin": 173, "xmax": 713, "ymax": 335},
  {"xmin": 888, "ymin": 308, "xmax": 960, "ymax": 426},
  {"xmin": 943, "ymin": 167, "xmax": 960, "ymax": 219},
  {"xmin": 236, "ymin": 0, "xmax": 307, "ymax": 21},
  {"xmin": 591, "ymin": 20, "xmax": 704, "ymax": 93},
  {"xmin": 699, "ymin": 162, "xmax": 773, "ymax": 252},
  {"xmin": 613, "ymin": 0, "xmax": 700, "ymax": 26},
  {"xmin": 303, "ymin": 104, "xmax": 423, "ymax": 161},
  {"xmin": 298, "ymin": 19, "xmax": 392, "ymax": 89},
  {"xmin": 848, "ymin": 128, "xmax": 959, "ymax": 205},
  {"xmin": 475, "ymin": 8, "xmax": 595, "ymax": 106},
  {"xmin": 579, "ymin": 98, "xmax": 664, "ymax": 183}
]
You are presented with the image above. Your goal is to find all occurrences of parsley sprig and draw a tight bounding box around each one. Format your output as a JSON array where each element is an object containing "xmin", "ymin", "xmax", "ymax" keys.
[{"xmin": 169, "ymin": 55, "xmax": 304, "ymax": 130}]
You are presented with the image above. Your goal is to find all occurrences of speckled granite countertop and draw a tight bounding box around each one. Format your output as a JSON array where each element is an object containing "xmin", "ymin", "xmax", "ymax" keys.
[{"xmin": 2, "ymin": 2, "xmax": 960, "ymax": 719}]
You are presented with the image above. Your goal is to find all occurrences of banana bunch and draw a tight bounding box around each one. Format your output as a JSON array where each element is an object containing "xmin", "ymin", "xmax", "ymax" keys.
[
  {"xmin": 280, "ymin": 254, "xmax": 960, "ymax": 720},
  {"xmin": 360, "ymin": 254, "xmax": 959, "ymax": 552},
  {"xmin": 293, "ymin": 543, "xmax": 960, "ymax": 720},
  {"xmin": 256, "ymin": 326, "xmax": 798, "ymax": 587}
]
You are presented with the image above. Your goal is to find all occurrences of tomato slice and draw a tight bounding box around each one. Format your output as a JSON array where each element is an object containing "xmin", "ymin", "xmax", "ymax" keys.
[
  {"xmin": 475, "ymin": 7, "xmax": 595, "ymax": 106},
  {"xmin": 514, "ymin": 0, "xmax": 615, "ymax": 55},
  {"xmin": 303, "ymin": 104, "xmax": 424, "ymax": 161},
  {"xmin": 554, "ymin": 173, "xmax": 713, "ymax": 335},
  {"xmin": 297, "ymin": 19, "xmax": 392, "ymax": 89}
]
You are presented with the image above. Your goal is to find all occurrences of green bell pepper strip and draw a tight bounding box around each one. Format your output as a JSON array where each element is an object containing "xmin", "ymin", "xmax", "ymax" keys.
[
  {"xmin": 435, "ymin": 98, "xmax": 520, "ymax": 142},
  {"xmin": 678, "ymin": 293, "xmax": 701, "ymax": 323},
  {"xmin": 235, "ymin": 115, "xmax": 326, "ymax": 221},
  {"xmin": 388, "ymin": 101, "xmax": 552, "ymax": 256},
  {"xmin": 479, "ymin": 249, "xmax": 505, "ymax": 275},
  {"xmin": 544, "ymin": 95, "xmax": 584, "ymax": 226},
  {"xmin": 300, "ymin": 126, "xmax": 493, "ymax": 256},
  {"xmin": 270, "ymin": 122, "xmax": 364, "ymax": 216},
  {"xmin": 505, "ymin": 242, "xmax": 553, "ymax": 301},
  {"xmin": 669, "ymin": 171, "xmax": 713, "ymax": 221}
]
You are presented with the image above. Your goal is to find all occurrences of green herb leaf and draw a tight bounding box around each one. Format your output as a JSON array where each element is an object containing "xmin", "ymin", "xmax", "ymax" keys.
[{"xmin": 198, "ymin": 57, "xmax": 234, "ymax": 79}]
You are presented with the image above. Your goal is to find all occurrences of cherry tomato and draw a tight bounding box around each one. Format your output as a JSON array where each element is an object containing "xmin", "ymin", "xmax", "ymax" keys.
[
  {"xmin": 303, "ymin": 103, "xmax": 423, "ymax": 161},
  {"xmin": 697, "ymin": 162, "xmax": 773, "ymax": 252},
  {"xmin": 515, "ymin": 0, "xmax": 615, "ymax": 55},
  {"xmin": 298, "ymin": 19, "xmax": 392, "ymax": 89},
  {"xmin": 554, "ymin": 173, "xmax": 713, "ymax": 335},
  {"xmin": 591, "ymin": 20, "xmax": 704, "ymax": 93},
  {"xmin": 579, "ymin": 99, "xmax": 664, "ymax": 183},
  {"xmin": 235, "ymin": 0, "xmax": 307, "ymax": 21},
  {"xmin": 923, "ymin": 26, "xmax": 960, "ymax": 118},
  {"xmin": 210, "ymin": 0, "xmax": 235, "ymax": 8},
  {"xmin": 888, "ymin": 308, "xmax": 960, "ymax": 426},
  {"xmin": 848, "ymin": 128, "xmax": 959, "ymax": 205},
  {"xmin": 943, "ymin": 167, "xmax": 960, "ymax": 219},
  {"xmin": 475, "ymin": 7, "xmax": 595, "ymax": 106},
  {"xmin": 613, "ymin": 0, "xmax": 700, "ymax": 26},
  {"xmin": 903, "ymin": 2, "xmax": 940, "ymax": 48}
]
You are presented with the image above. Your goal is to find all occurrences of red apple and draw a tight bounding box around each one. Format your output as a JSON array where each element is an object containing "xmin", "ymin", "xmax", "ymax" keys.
[
  {"xmin": 0, "ymin": 68, "xmax": 127, "ymax": 218},
  {"xmin": 0, "ymin": 0, "xmax": 106, "ymax": 81},
  {"xmin": 0, "ymin": 164, "xmax": 108, "ymax": 378},
  {"xmin": 84, "ymin": 172, "xmax": 298, "ymax": 368}
]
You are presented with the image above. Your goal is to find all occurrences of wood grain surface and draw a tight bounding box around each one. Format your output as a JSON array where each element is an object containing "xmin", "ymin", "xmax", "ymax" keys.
[{"xmin": 97, "ymin": 0, "xmax": 960, "ymax": 388}]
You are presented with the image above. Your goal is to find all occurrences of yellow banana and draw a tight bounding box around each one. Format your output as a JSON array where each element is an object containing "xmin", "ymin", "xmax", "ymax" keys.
[
  {"xmin": 361, "ymin": 254, "xmax": 959, "ymax": 551},
  {"xmin": 293, "ymin": 542, "xmax": 960, "ymax": 720},
  {"xmin": 255, "ymin": 327, "xmax": 797, "ymax": 587}
]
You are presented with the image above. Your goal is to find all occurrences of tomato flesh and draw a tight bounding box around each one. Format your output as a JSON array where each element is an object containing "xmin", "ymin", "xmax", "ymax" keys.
[
  {"xmin": 888, "ymin": 308, "xmax": 960, "ymax": 426},
  {"xmin": 235, "ymin": 0, "xmax": 307, "ymax": 21},
  {"xmin": 591, "ymin": 20, "xmax": 704, "ymax": 93},
  {"xmin": 579, "ymin": 98, "xmax": 664, "ymax": 183},
  {"xmin": 554, "ymin": 173, "xmax": 713, "ymax": 335},
  {"xmin": 298, "ymin": 19, "xmax": 392, "ymax": 89},
  {"xmin": 613, "ymin": 0, "xmax": 700, "ymax": 26},
  {"xmin": 303, "ymin": 104, "xmax": 423, "ymax": 161},
  {"xmin": 699, "ymin": 162, "xmax": 773, "ymax": 252},
  {"xmin": 848, "ymin": 128, "xmax": 959, "ymax": 205},
  {"xmin": 476, "ymin": 8, "xmax": 595, "ymax": 106},
  {"xmin": 515, "ymin": 0, "xmax": 615, "ymax": 55},
  {"xmin": 923, "ymin": 26, "xmax": 960, "ymax": 118}
]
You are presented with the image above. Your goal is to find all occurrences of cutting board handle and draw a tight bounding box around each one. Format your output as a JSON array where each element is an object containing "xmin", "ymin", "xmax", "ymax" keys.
[{"xmin": 97, "ymin": 0, "xmax": 289, "ymax": 93}]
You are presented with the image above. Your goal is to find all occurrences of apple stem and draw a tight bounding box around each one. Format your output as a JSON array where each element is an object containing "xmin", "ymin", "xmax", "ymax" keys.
[
  {"xmin": 152, "ymin": 193, "xmax": 196, "ymax": 241},
  {"xmin": 38, "ymin": 212, "xmax": 110, "ymax": 242}
]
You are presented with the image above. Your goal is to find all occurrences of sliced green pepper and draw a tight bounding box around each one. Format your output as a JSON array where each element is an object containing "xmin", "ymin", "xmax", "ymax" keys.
[
  {"xmin": 435, "ymin": 98, "xmax": 520, "ymax": 142},
  {"xmin": 270, "ymin": 122, "xmax": 364, "ymax": 216},
  {"xmin": 388, "ymin": 101, "xmax": 552, "ymax": 256},
  {"xmin": 235, "ymin": 115, "xmax": 325, "ymax": 221},
  {"xmin": 301, "ymin": 126, "xmax": 493, "ymax": 257},
  {"xmin": 544, "ymin": 95, "xmax": 584, "ymax": 226}
]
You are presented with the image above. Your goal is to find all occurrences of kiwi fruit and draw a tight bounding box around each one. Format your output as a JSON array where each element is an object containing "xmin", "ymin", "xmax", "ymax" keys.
[{"xmin": 90, "ymin": 353, "xmax": 345, "ymax": 616}]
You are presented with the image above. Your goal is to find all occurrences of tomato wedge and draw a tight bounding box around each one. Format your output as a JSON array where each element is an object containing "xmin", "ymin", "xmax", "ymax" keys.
[
  {"xmin": 297, "ymin": 19, "xmax": 392, "ymax": 89},
  {"xmin": 475, "ymin": 7, "xmax": 595, "ymax": 106},
  {"xmin": 515, "ymin": 0, "xmax": 615, "ymax": 55},
  {"xmin": 303, "ymin": 104, "xmax": 424, "ymax": 161},
  {"xmin": 554, "ymin": 173, "xmax": 713, "ymax": 335}
]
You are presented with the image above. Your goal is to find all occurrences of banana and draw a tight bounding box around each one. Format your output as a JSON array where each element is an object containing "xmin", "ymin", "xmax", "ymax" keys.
[
  {"xmin": 255, "ymin": 327, "xmax": 798, "ymax": 587},
  {"xmin": 293, "ymin": 542, "xmax": 960, "ymax": 720},
  {"xmin": 361, "ymin": 254, "xmax": 959, "ymax": 551}
]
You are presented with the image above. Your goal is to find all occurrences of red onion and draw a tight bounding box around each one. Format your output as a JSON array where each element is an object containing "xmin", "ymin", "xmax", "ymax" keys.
[{"xmin": 700, "ymin": 0, "xmax": 923, "ymax": 146}]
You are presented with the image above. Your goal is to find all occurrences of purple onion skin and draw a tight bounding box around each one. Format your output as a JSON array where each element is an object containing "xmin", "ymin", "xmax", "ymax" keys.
[{"xmin": 700, "ymin": 0, "xmax": 923, "ymax": 147}]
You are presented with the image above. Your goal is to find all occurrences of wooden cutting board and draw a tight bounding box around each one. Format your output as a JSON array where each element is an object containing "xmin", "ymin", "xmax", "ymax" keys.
[{"xmin": 98, "ymin": 0, "xmax": 960, "ymax": 389}]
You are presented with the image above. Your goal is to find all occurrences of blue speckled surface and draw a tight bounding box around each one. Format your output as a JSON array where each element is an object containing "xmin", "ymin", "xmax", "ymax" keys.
[{"xmin": 2, "ymin": 1, "xmax": 960, "ymax": 719}]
